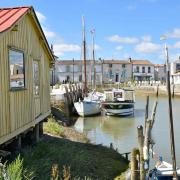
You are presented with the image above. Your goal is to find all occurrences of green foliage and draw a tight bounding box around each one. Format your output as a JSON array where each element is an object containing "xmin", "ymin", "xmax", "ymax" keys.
[
  {"xmin": 43, "ymin": 118, "xmax": 64, "ymax": 137},
  {"xmin": 0, "ymin": 155, "xmax": 34, "ymax": 180}
]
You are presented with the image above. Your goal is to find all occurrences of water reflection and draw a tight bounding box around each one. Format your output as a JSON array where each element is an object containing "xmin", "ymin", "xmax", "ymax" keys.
[{"xmin": 74, "ymin": 96, "xmax": 180, "ymax": 165}]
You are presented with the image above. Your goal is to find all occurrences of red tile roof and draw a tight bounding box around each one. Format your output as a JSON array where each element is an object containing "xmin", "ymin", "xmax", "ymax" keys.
[
  {"xmin": 0, "ymin": 6, "xmax": 30, "ymax": 33},
  {"xmin": 56, "ymin": 60, "xmax": 131, "ymax": 65},
  {"xmin": 154, "ymin": 64, "xmax": 165, "ymax": 67},
  {"xmin": 131, "ymin": 60, "xmax": 153, "ymax": 65}
]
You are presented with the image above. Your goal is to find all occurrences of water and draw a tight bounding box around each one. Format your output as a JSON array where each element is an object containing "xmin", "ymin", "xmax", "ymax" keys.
[{"xmin": 74, "ymin": 95, "xmax": 180, "ymax": 166}]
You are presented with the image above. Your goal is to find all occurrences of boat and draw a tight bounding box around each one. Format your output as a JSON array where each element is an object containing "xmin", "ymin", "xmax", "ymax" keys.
[
  {"xmin": 74, "ymin": 17, "xmax": 101, "ymax": 117},
  {"xmin": 74, "ymin": 99, "xmax": 101, "ymax": 116},
  {"xmin": 101, "ymin": 88, "xmax": 135, "ymax": 116},
  {"xmin": 149, "ymin": 160, "xmax": 180, "ymax": 179}
]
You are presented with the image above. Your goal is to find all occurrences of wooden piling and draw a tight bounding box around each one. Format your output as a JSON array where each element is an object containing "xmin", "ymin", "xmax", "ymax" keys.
[
  {"xmin": 172, "ymin": 84, "xmax": 175, "ymax": 98},
  {"xmin": 131, "ymin": 148, "xmax": 139, "ymax": 180},
  {"xmin": 145, "ymin": 96, "xmax": 149, "ymax": 129},
  {"xmin": 35, "ymin": 123, "xmax": 40, "ymax": 142},
  {"xmin": 151, "ymin": 100, "xmax": 158, "ymax": 128},
  {"xmin": 39, "ymin": 121, "xmax": 43, "ymax": 137},
  {"xmin": 144, "ymin": 119, "xmax": 151, "ymax": 166},
  {"xmin": 64, "ymin": 85, "xmax": 71, "ymax": 117},
  {"xmin": 137, "ymin": 125, "xmax": 146, "ymax": 180},
  {"xmin": 17, "ymin": 134, "xmax": 22, "ymax": 149},
  {"xmin": 156, "ymin": 84, "xmax": 159, "ymax": 97}
]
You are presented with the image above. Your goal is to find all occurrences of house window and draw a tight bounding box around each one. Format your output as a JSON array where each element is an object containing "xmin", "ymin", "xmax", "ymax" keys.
[
  {"xmin": 9, "ymin": 49, "xmax": 25, "ymax": 89},
  {"xmin": 33, "ymin": 61, "xmax": 40, "ymax": 95},
  {"xmin": 66, "ymin": 65, "xmax": 70, "ymax": 72},
  {"xmin": 142, "ymin": 66, "xmax": 145, "ymax": 73},
  {"xmin": 109, "ymin": 64, "xmax": 112, "ymax": 68},
  {"xmin": 148, "ymin": 66, "xmax": 151, "ymax": 73},
  {"xmin": 122, "ymin": 64, "xmax": 126, "ymax": 68},
  {"xmin": 176, "ymin": 63, "xmax": 180, "ymax": 72},
  {"xmin": 136, "ymin": 66, "xmax": 139, "ymax": 73}
]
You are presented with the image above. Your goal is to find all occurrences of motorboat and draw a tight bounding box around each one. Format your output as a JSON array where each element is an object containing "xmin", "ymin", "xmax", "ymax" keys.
[{"xmin": 101, "ymin": 88, "xmax": 135, "ymax": 116}]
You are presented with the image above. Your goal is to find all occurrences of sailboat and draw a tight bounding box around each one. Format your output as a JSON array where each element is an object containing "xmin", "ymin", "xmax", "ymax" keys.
[{"xmin": 74, "ymin": 17, "xmax": 101, "ymax": 117}]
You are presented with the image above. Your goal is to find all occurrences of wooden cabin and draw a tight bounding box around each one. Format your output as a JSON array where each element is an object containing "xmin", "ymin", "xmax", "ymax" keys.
[{"xmin": 0, "ymin": 6, "xmax": 54, "ymax": 146}]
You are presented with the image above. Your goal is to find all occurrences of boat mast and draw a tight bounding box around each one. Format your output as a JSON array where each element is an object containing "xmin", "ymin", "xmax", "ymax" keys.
[
  {"xmin": 91, "ymin": 29, "xmax": 96, "ymax": 90},
  {"xmin": 165, "ymin": 43, "xmax": 178, "ymax": 179},
  {"xmin": 82, "ymin": 16, "xmax": 87, "ymax": 96}
]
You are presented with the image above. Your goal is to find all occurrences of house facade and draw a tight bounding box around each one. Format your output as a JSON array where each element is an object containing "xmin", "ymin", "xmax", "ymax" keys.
[
  {"xmin": 102, "ymin": 60, "xmax": 132, "ymax": 83},
  {"xmin": 55, "ymin": 59, "xmax": 134, "ymax": 84},
  {"xmin": 131, "ymin": 60, "xmax": 155, "ymax": 81},
  {"xmin": 154, "ymin": 64, "xmax": 166, "ymax": 82},
  {"xmin": 170, "ymin": 59, "xmax": 180, "ymax": 84},
  {"xmin": 0, "ymin": 7, "xmax": 54, "ymax": 145}
]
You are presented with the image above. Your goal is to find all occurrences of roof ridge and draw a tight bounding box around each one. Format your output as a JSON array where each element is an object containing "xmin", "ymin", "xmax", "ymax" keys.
[{"xmin": 0, "ymin": 6, "xmax": 31, "ymax": 10}]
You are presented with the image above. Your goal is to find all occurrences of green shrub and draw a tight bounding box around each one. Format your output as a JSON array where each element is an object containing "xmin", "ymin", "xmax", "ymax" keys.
[{"xmin": 0, "ymin": 155, "xmax": 34, "ymax": 180}]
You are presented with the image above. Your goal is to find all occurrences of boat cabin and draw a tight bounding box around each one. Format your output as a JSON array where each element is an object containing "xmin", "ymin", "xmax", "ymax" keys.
[{"xmin": 103, "ymin": 89, "xmax": 135, "ymax": 102}]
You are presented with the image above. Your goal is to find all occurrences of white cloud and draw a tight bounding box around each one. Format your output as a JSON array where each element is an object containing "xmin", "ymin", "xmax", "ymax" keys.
[
  {"xmin": 35, "ymin": 11, "xmax": 56, "ymax": 39},
  {"xmin": 108, "ymin": 35, "xmax": 139, "ymax": 44},
  {"xmin": 36, "ymin": 11, "xmax": 46, "ymax": 23},
  {"xmin": 54, "ymin": 44, "xmax": 81, "ymax": 56},
  {"xmin": 141, "ymin": 35, "xmax": 152, "ymax": 42},
  {"xmin": 42, "ymin": 26, "xmax": 56, "ymax": 38},
  {"xmin": 115, "ymin": 46, "xmax": 123, "ymax": 51},
  {"xmin": 166, "ymin": 28, "xmax": 180, "ymax": 38},
  {"xmin": 135, "ymin": 42, "xmax": 161, "ymax": 54}
]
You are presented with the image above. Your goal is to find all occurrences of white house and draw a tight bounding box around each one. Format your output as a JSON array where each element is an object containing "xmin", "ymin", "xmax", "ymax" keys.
[
  {"xmin": 131, "ymin": 60, "xmax": 154, "ymax": 81},
  {"xmin": 170, "ymin": 59, "xmax": 180, "ymax": 84}
]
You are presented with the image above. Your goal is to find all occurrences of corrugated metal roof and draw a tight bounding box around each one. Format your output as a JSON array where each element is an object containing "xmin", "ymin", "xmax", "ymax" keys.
[{"xmin": 0, "ymin": 6, "xmax": 30, "ymax": 33}]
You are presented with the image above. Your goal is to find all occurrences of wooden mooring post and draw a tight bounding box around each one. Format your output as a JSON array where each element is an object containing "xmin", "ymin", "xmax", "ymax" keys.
[
  {"xmin": 134, "ymin": 97, "xmax": 158, "ymax": 179},
  {"xmin": 156, "ymin": 84, "xmax": 159, "ymax": 97},
  {"xmin": 172, "ymin": 84, "xmax": 175, "ymax": 98},
  {"xmin": 137, "ymin": 125, "xmax": 146, "ymax": 180},
  {"xmin": 131, "ymin": 148, "xmax": 139, "ymax": 180}
]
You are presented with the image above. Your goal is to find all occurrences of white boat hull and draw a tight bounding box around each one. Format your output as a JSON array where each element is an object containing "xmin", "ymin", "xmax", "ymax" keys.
[
  {"xmin": 74, "ymin": 100, "xmax": 101, "ymax": 117},
  {"xmin": 101, "ymin": 102, "xmax": 134, "ymax": 116}
]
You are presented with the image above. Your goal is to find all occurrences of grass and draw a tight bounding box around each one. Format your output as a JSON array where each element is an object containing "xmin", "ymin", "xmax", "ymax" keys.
[
  {"xmin": 43, "ymin": 118, "xmax": 65, "ymax": 137},
  {"xmin": 5, "ymin": 119, "xmax": 129, "ymax": 179},
  {"xmin": 21, "ymin": 136, "xmax": 129, "ymax": 180}
]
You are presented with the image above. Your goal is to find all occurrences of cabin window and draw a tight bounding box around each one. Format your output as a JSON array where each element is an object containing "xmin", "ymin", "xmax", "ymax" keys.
[
  {"xmin": 9, "ymin": 49, "xmax": 25, "ymax": 89},
  {"xmin": 33, "ymin": 61, "xmax": 40, "ymax": 95}
]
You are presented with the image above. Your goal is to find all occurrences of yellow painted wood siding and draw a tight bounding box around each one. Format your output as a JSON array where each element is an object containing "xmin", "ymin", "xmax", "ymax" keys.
[{"xmin": 0, "ymin": 13, "xmax": 51, "ymax": 144}]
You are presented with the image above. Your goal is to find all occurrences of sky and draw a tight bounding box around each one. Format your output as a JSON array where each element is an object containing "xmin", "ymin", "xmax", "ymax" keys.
[{"xmin": 1, "ymin": 0, "xmax": 180, "ymax": 63}]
